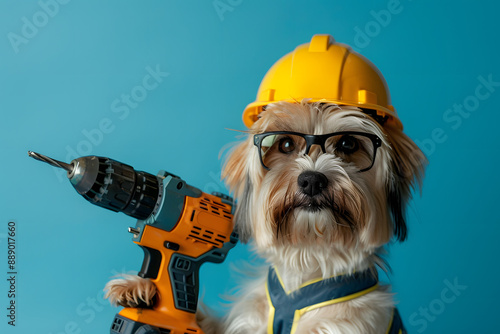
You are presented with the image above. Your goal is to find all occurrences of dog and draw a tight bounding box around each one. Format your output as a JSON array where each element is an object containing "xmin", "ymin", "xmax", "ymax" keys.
[{"xmin": 105, "ymin": 99, "xmax": 426, "ymax": 333}]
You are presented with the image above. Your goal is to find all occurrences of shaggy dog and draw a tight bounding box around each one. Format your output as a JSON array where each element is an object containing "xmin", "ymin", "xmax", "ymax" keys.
[
  {"xmin": 106, "ymin": 99, "xmax": 426, "ymax": 334},
  {"xmin": 205, "ymin": 100, "xmax": 426, "ymax": 333}
]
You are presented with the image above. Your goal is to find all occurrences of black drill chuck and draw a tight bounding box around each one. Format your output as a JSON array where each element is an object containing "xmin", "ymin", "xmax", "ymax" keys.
[{"xmin": 28, "ymin": 152, "xmax": 159, "ymax": 220}]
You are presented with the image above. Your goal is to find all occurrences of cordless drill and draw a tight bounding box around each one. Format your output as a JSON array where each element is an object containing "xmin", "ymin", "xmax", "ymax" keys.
[{"xmin": 28, "ymin": 151, "xmax": 238, "ymax": 334}]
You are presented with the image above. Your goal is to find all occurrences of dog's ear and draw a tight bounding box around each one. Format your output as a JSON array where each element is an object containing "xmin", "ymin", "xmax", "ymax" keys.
[
  {"xmin": 384, "ymin": 125, "xmax": 427, "ymax": 242},
  {"xmin": 222, "ymin": 139, "xmax": 255, "ymax": 243}
]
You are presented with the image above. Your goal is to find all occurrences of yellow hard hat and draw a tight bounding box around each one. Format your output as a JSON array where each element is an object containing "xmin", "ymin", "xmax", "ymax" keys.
[{"xmin": 243, "ymin": 34, "xmax": 402, "ymax": 129}]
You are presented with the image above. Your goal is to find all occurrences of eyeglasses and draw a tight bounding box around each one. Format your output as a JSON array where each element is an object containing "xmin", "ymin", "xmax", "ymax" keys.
[{"xmin": 254, "ymin": 131, "xmax": 382, "ymax": 172}]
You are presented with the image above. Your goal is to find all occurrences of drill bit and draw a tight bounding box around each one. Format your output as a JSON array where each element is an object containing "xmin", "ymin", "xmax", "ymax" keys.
[{"xmin": 28, "ymin": 151, "xmax": 73, "ymax": 172}]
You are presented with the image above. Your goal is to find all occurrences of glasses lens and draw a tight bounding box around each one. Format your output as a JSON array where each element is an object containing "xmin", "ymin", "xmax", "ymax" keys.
[
  {"xmin": 325, "ymin": 134, "xmax": 376, "ymax": 171},
  {"xmin": 259, "ymin": 134, "xmax": 307, "ymax": 169}
]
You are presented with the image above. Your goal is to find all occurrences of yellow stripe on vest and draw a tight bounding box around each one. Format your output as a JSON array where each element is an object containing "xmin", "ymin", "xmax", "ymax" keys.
[{"xmin": 289, "ymin": 284, "xmax": 380, "ymax": 334}]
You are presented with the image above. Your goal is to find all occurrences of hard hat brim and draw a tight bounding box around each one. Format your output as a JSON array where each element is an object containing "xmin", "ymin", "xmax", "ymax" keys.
[{"xmin": 242, "ymin": 99, "xmax": 403, "ymax": 130}]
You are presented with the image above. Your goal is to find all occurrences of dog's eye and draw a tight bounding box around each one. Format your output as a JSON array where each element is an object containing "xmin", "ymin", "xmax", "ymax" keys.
[
  {"xmin": 279, "ymin": 137, "xmax": 295, "ymax": 154},
  {"xmin": 336, "ymin": 135, "xmax": 359, "ymax": 154}
]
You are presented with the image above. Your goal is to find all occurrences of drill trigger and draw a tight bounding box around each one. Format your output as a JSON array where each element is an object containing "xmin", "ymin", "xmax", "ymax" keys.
[{"xmin": 138, "ymin": 246, "xmax": 162, "ymax": 279}]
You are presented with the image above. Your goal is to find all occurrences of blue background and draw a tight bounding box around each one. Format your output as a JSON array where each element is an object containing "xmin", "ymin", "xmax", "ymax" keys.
[{"xmin": 1, "ymin": 0, "xmax": 499, "ymax": 333}]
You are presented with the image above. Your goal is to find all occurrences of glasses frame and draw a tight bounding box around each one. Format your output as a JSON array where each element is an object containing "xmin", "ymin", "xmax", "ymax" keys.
[{"xmin": 253, "ymin": 131, "xmax": 382, "ymax": 172}]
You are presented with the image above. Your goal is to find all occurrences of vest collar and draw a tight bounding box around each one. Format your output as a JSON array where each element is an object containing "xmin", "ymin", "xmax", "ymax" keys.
[{"xmin": 266, "ymin": 266, "xmax": 379, "ymax": 334}]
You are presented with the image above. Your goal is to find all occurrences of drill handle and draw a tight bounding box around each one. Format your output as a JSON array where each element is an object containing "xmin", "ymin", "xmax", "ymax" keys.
[
  {"xmin": 135, "ymin": 232, "xmax": 238, "ymax": 313},
  {"xmin": 168, "ymin": 233, "xmax": 238, "ymax": 312}
]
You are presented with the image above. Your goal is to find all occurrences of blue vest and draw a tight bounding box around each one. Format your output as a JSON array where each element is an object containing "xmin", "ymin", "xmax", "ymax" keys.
[{"xmin": 265, "ymin": 267, "xmax": 407, "ymax": 334}]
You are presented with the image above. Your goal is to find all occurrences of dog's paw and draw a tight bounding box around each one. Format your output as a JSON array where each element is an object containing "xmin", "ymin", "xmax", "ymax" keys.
[{"xmin": 104, "ymin": 274, "xmax": 157, "ymax": 308}]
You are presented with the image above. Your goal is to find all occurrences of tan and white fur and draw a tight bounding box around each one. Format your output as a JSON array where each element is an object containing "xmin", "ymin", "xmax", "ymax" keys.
[{"xmin": 105, "ymin": 100, "xmax": 426, "ymax": 334}]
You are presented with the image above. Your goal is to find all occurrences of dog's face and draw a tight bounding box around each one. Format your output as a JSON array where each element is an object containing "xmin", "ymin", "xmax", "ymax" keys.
[{"xmin": 223, "ymin": 100, "xmax": 425, "ymax": 255}]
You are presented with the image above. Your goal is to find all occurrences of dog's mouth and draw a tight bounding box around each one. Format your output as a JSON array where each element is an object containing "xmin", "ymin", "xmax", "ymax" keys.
[
  {"xmin": 281, "ymin": 193, "xmax": 336, "ymax": 216},
  {"xmin": 296, "ymin": 197, "xmax": 330, "ymax": 212},
  {"xmin": 274, "ymin": 193, "xmax": 357, "ymax": 236}
]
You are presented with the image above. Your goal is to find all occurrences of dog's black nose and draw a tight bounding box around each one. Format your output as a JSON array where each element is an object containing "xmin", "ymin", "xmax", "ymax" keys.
[{"xmin": 298, "ymin": 171, "xmax": 328, "ymax": 197}]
